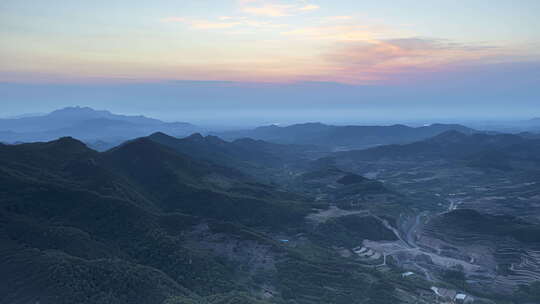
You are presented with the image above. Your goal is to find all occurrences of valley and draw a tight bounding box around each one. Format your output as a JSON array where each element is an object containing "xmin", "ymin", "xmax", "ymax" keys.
[
  {"xmin": 303, "ymin": 133, "xmax": 540, "ymax": 303},
  {"xmin": 1, "ymin": 109, "xmax": 540, "ymax": 303},
  {"xmin": 3, "ymin": 0, "xmax": 539, "ymax": 301}
]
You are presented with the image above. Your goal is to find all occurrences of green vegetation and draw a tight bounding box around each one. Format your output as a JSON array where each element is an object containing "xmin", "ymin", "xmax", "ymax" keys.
[
  {"xmin": 8, "ymin": 129, "xmax": 538, "ymax": 303},
  {"xmin": 0, "ymin": 137, "xmax": 418, "ymax": 304},
  {"xmin": 440, "ymin": 267, "xmax": 467, "ymax": 290},
  {"xmin": 311, "ymin": 215, "xmax": 397, "ymax": 248}
]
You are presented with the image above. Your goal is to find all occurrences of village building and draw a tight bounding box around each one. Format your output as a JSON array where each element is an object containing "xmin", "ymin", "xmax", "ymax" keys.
[{"xmin": 401, "ymin": 271, "xmax": 414, "ymax": 278}]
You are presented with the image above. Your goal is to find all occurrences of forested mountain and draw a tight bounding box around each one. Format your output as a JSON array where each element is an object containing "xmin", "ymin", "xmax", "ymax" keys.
[
  {"xmin": 0, "ymin": 136, "xmax": 423, "ymax": 304},
  {"xmin": 328, "ymin": 131, "xmax": 540, "ymax": 171},
  {"xmin": 3, "ymin": 128, "xmax": 540, "ymax": 303},
  {"xmin": 146, "ymin": 132, "xmax": 326, "ymax": 182}
]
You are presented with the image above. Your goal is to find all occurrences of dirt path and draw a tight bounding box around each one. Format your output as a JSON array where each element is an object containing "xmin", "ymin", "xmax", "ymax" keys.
[{"xmin": 305, "ymin": 205, "xmax": 369, "ymax": 223}]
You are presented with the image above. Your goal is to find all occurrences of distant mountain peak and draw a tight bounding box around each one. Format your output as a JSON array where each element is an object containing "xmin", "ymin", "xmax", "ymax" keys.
[
  {"xmin": 186, "ymin": 133, "xmax": 204, "ymax": 140},
  {"xmin": 218, "ymin": 121, "xmax": 476, "ymax": 149},
  {"xmin": 40, "ymin": 136, "xmax": 93, "ymax": 155},
  {"xmin": 110, "ymin": 137, "xmax": 166, "ymax": 155},
  {"xmin": 56, "ymin": 136, "xmax": 84, "ymax": 143},
  {"xmin": 232, "ymin": 137, "xmax": 262, "ymax": 144},
  {"xmin": 148, "ymin": 131, "xmax": 171, "ymax": 138},
  {"xmin": 0, "ymin": 106, "xmax": 197, "ymax": 143},
  {"xmin": 49, "ymin": 106, "xmax": 112, "ymax": 117},
  {"xmin": 42, "ymin": 136, "xmax": 87, "ymax": 147},
  {"xmin": 429, "ymin": 130, "xmax": 469, "ymax": 143},
  {"xmin": 434, "ymin": 129, "xmax": 467, "ymax": 137},
  {"xmin": 389, "ymin": 123, "xmax": 408, "ymax": 128},
  {"xmin": 46, "ymin": 106, "xmax": 168, "ymax": 126},
  {"xmin": 255, "ymin": 124, "xmax": 281, "ymax": 130},
  {"xmin": 58, "ymin": 106, "xmax": 96, "ymax": 111},
  {"xmin": 295, "ymin": 122, "xmax": 326, "ymax": 126},
  {"xmin": 181, "ymin": 133, "xmax": 227, "ymax": 145}
]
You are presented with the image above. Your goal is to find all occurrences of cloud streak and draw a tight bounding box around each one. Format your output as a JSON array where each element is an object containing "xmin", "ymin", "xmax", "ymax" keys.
[
  {"xmin": 161, "ymin": 16, "xmax": 286, "ymax": 30},
  {"xmin": 161, "ymin": 17, "xmax": 242, "ymax": 29},
  {"xmin": 3, "ymin": 61, "xmax": 539, "ymax": 123},
  {"xmin": 239, "ymin": 1, "xmax": 320, "ymax": 17},
  {"xmin": 316, "ymin": 38, "xmax": 504, "ymax": 84},
  {"xmin": 157, "ymin": 3, "xmax": 525, "ymax": 84},
  {"xmin": 3, "ymin": 0, "xmax": 538, "ymax": 88}
]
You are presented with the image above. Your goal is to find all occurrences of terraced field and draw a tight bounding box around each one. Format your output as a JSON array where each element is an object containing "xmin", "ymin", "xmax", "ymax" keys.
[{"xmin": 418, "ymin": 208, "xmax": 540, "ymax": 294}]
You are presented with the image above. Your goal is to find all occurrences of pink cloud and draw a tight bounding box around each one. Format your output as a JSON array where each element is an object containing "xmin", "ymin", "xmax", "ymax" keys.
[
  {"xmin": 241, "ymin": 4, "xmax": 295, "ymax": 17},
  {"xmin": 319, "ymin": 38, "xmax": 503, "ymax": 84}
]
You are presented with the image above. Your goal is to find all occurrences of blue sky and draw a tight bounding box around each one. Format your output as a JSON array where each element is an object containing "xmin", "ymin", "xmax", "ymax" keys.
[{"xmin": 1, "ymin": 0, "xmax": 539, "ymax": 123}]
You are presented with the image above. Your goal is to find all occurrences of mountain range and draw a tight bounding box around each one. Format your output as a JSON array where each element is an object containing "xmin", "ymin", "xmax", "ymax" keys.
[
  {"xmin": 1, "ymin": 134, "xmax": 424, "ymax": 304},
  {"xmin": 1, "ymin": 107, "xmax": 483, "ymax": 153},
  {"xmin": 3, "ymin": 108, "xmax": 540, "ymax": 303},
  {"xmin": 327, "ymin": 130, "xmax": 540, "ymax": 171},
  {"xmin": 0, "ymin": 136, "xmax": 307, "ymax": 303},
  {"xmin": 0, "ymin": 107, "xmax": 197, "ymax": 145},
  {"xmin": 217, "ymin": 122, "xmax": 476, "ymax": 151}
]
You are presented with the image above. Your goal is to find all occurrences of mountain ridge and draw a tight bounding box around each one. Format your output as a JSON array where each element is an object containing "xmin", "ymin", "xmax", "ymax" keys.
[
  {"xmin": 0, "ymin": 107, "xmax": 197, "ymax": 144},
  {"xmin": 217, "ymin": 122, "xmax": 476, "ymax": 150},
  {"xmin": 326, "ymin": 130, "xmax": 540, "ymax": 172},
  {"xmin": 0, "ymin": 134, "xmax": 415, "ymax": 304}
]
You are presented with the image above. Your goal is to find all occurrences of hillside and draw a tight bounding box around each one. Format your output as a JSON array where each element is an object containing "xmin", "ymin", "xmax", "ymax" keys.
[
  {"xmin": 0, "ymin": 136, "xmax": 428, "ymax": 304},
  {"xmin": 147, "ymin": 132, "xmax": 323, "ymax": 180},
  {"xmin": 420, "ymin": 209, "xmax": 540, "ymax": 294},
  {"xmin": 329, "ymin": 131, "xmax": 540, "ymax": 171}
]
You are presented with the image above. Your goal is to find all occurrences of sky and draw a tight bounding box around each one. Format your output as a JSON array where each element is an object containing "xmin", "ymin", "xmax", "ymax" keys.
[{"xmin": 1, "ymin": 0, "xmax": 539, "ymax": 125}]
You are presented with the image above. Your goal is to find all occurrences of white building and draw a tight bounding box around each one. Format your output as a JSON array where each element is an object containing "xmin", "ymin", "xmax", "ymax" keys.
[{"xmin": 401, "ymin": 271, "xmax": 414, "ymax": 278}]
